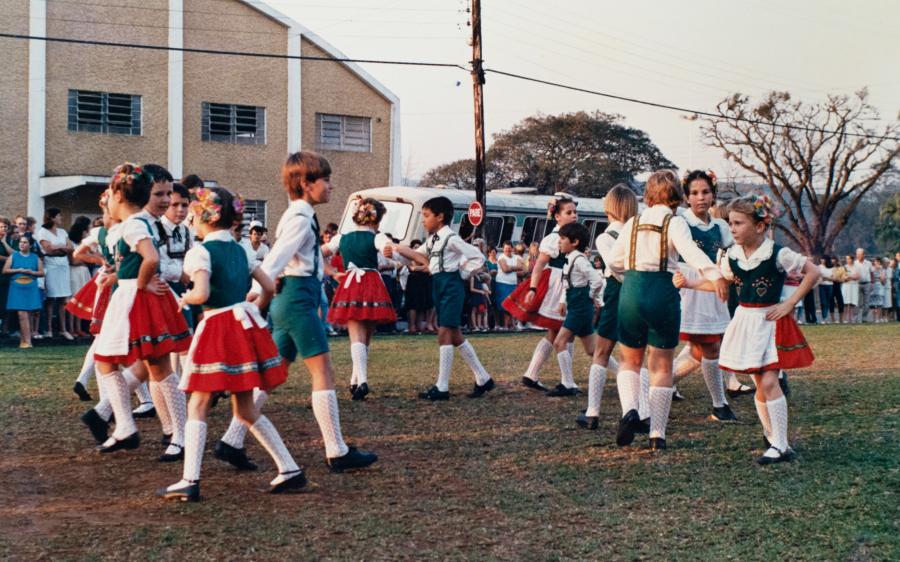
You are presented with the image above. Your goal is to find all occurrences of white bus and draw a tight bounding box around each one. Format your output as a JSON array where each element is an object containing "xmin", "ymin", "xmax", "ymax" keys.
[{"xmin": 337, "ymin": 186, "xmax": 609, "ymax": 249}]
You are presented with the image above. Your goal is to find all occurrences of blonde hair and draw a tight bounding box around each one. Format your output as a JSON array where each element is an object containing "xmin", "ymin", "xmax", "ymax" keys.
[
  {"xmin": 727, "ymin": 195, "xmax": 777, "ymax": 225},
  {"xmin": 604, "ymin": 184, "xmax": 638, "ymax": 222},
  {"xmin": 644, "ymin": 170, "xmax": 683, "ymax": 208}
]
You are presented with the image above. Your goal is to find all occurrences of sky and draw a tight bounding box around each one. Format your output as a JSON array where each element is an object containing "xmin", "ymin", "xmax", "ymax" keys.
[{"xmin": 275, "ymin": 0, "xmax": 900, "ymax": 182}]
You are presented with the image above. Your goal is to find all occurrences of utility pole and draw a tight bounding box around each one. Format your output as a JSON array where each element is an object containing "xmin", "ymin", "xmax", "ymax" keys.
[{"xmin": 470, "ymin": 0, "xmax": 486, "ymax": 236}]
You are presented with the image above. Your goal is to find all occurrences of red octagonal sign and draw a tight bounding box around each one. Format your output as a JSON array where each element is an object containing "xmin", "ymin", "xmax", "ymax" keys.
[{"xmin": 468, "ymin": 201, "xmax": 484, "ymax": 227}]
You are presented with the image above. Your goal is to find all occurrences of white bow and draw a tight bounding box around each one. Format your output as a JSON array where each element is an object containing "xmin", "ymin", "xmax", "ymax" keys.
[
  {"xmin": 342, "ymin": 262, "xmax": 371, "ymax": 289},
  {"xmin": 203, "ymin": 301, "xmax": 266, "ymax": 330}
]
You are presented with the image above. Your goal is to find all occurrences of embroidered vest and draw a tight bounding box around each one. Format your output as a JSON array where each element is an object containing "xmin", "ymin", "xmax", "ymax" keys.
[
  {"xmin": 729, "ymin": 244, "xmax": 785, "ymax": 305},
  {"xmin": 339, "ymin": 231, "xmax": 379, "ymax": 270},
  {"xmin": 203, "ymin": 240, "xmax": 251, "ymax": 309},
  {"xmin": 116, "ymin": 218, "xmax": 156, "ymax": 280},
  {"xmin": 688, "ymin": 222, "xmax": 725, "ymax": 263}
]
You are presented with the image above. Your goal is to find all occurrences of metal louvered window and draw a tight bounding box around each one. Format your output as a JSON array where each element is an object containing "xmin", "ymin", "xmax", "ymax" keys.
[
  {"xmin": 317, "ymin": 113, "xmax": 371, "ymax": 152},
  {"xmin": 202, "ymin": 102, "xmax": 266, "ymax": 145},
  {"xmin": 68, "ymin": 90, "xmax": 142, "ymax": 135},
  {"xmin": 235, "ymin": 199, "xmax": 267, "ymax": 237}
]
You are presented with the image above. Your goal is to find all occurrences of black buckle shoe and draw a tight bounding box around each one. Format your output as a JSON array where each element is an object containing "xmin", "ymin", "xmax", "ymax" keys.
[
  {"xmin": 157, "ymin": 480, "xmax": 200, "ymax": 502},
  {"xmin": 418, "ymin": 386, "xmax": 450, "ymax": 401},
  {"xmin": 726, "ymin": 384, "xmax": 755, "ymax": 398},
  {"xmin": 327, "ymin": 447, "xmax": 378, "ymax": 473},
  {"xmin": 637, "ymin": 418, "xmax": 651, "ymax": 435},
  {"xmin": 521, "ymin": 376, "xmax": 549, "ymax": 392},
  {"xmin": 132, "ymin": 404, "xmax": 157, "ymax": 419},
  {"xmin": 73, "ymin": 382, "xmax": 92, "ymax": 401},
  {"xmin": 547, "ymin": 383, "xmax": 579, "ymax": 397},
  {"xmin": 649, "ymin": 437, "xmax": 667, "ymax": 451},
  {"xmin": 349, "ymin": 384, "xmax": 359, "ymax": 396},
  {"xmin": 576, "ymin": 411, "xmax": 599, "ymax": 430},
  {"xmin": 616, "ymin": 409, "xmax": 641, "ymax": 446},
  {"xmin": 467, "ymin": 378, "xmax": 495, "ymax": 398},
  {"xmin": 269, "ymin": 470, "xmax": 308, "ymax": 494},
  {"xmin": 81, "ymin": 408, "xmax": 110, "ymax": 444},
  {"xmin": 214, "ymin": 440, "xmax": 258, "ymax": 471},
  {"xmin": 763, "ymin": 436, "xmax": 772, "ymax": 450},
  {"xmin": 351, "ymin": 382, "xmax": 370, "ymax": 401},
  {"xmin": 756, "ymin": 446, "xmax": 796, "ymax": 465},
  {"xmin": 97, "ymin": 432, "xmax": 140, "ymax": 453},
  {"xmin": 710, "ymin": 404, "xmax": 738, "ymax": 422},
  {"xmin": 158, "ymin": 443, "xmax": 184, "ymax": 462}
]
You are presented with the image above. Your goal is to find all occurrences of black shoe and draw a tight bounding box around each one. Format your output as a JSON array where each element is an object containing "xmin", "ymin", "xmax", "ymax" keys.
[
  {"xmin": 649, "ymin": 437, "xmax": 667, "ymax": 451},
  {"xmin": 418, "ymin": 385, "xmax": 450, "ymax": 401},
  {"xmin": 349, "ymin": 384, "xmax": 358, "ymax": 396},
  {"xmin": 726, "ymin": 384, "xmax": 755, "ymax": 398},
  {"xmin": 521, "ymin": 376, "xmax": 549, "ymax": 392},
  {"xmin": 778, "ymin": 372, "xmax": 791, "ymax": 397},
  {"xmin": 158, "ymin": 443, "xmax": 184, "ymax": 462},
  {"xmin": 616, "ymin": 409, "xmax": 641, "ymax": 446},
  {"xmin": 269, "ymin": 470, "xmax": 308, "ymax": 494},
  {"xmin": 81, "ymin": 408, "xmax": 110, "ymax": 444},
  {"xmin": 351, "ymin": 382, "xmax": 370, "ymax": 401},
  {"xmin": 327, "ymin": 447, "xmax": 378, "ymax": 473},
  {"xmin": 157, "ymin": 480, "xmax": 200, "ymax": 502},
  {"xmin": 161, "ymin": 433, "xmax": 172, "ymax": 447},
  {"xmin": 97, "ymin": 432, "xmax": 140, "ymax": 453},
  {"xmin": 132, "ymin": 404, "xmax": 157, "ymax": 419},
  {"xmin": 756, "ymin": 446, "xmax": 796, "ymax": 465},
  {"xmin": 576, "ymin": 411, "xmax": 599, "ymax": 430},
  {"xmin": 467, "ymin": 378, "xmax": 495, "ymax": 398},
  {"xmin": 547, "ymin": 383, "xmax": 580, "ymax": 397},
  {"xmin": 73, "ymin": 382, "xmax": 92, "ymax": 401},
  {"xmin": 637, "ymin": 418, "xmax": 651, "ymax": 435},
  {"xmin": 710, "ymin": 404, "xmax": 738, "ymax": 422},
  {"xmin": 763, "ymin": 436, "xmax": 772, "ymax": 450},
  {"xmin": 214, "ymin": 440, "xmax": 258, "ymax": 471},
  {"xmin": 672, "ymin": 388, "xmax": 686, "ymax": 401}
]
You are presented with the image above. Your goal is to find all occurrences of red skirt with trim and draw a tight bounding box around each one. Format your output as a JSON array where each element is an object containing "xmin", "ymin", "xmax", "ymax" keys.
[
  {"xmin": 94, "ymin": 289, "xmax": 191, "ymax": 364},
  {"xmin": 88, "ymin": 284, "xmax": 112, "ymax": 335},
  {"xmin": 327, "ymin": 270, "xmax": 397, "ymax": 324},
  {"xmin": 722, "ymin": 315, "xmax": 814, "ymax": 374},
  {"xmin": 502, "ymin": 269, "xmax": 563, "ymax": 331},
  {"xmin": 183, "ymin": 312, "xmax": 287, "ymax": 393},
  {"xmin": 66, "ymin": 274, "xmax": 100, "ymax": 320},
  {"xmin": 679, "ymin": 332, "xmax": 723, "ymax": 344}
]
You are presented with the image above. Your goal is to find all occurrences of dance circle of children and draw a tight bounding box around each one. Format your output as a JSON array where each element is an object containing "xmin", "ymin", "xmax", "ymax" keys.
[{"xmin": 70, "ymin": 154, "xmax": 818, "ymax": 503}]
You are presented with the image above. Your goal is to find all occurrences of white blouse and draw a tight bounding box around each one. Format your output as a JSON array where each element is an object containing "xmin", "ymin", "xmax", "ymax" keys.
[
  {"xmin": 721, "ymin": 239, "xmax": 807, "ymax": 280},
  {"xmin": 559, "ymin": 251, "xmax": 603, "ymax": 304}
]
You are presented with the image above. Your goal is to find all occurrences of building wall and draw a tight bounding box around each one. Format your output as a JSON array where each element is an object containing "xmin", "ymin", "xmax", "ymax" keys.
[
  {"xmin": 43, "ymin": 0, "xmax": 169, "ymax": 178},
  {"xmin": 300, "ymin": 39, "xmax": 393, "ymax": 226},
  {"xmin": 181, "ymin": 0, "xmax": 289, "ymax": 227},
  {"xmin": 0, "ymin": 0, "xmax": 31, "ymax": 219}
]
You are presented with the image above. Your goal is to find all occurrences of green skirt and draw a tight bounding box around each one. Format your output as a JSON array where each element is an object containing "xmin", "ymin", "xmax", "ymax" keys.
[
  {"xmin": 617, "ymin": 270, "xmax": 680, "ymax": 349},
  {"xmin": 271, "ymin": 276, "xmax": 329, "ymax": 361},
  {"xmin": 432, "ymin": 272, "xmax": 465, "ymax": 328},
  {"xmin": 563, "ymin": 286, "xmax": 594, "ymax": 337}
]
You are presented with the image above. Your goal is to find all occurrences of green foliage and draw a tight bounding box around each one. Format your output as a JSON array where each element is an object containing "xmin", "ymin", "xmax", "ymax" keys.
[{"xmin": 875, "ymin": 191, "xmax": 900, "ymax": 254}]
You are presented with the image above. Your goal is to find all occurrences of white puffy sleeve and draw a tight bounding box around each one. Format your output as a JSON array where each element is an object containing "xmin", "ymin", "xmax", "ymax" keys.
[
  {"xmin": 323, "ymin": 233, "xmax": 341, "ymax": 255},
  {"xmin": 373, "ymin": 232, "xmax": 391, "ymax": 252},
  {"xmin": 539, "ymin": 232, "xmax": 560, "ymax": 259},
  {"xmin": 122, "ymin": 219, "xmax": 152, "ymax": 251},
  {"xmin": 776, "ymin": 247, "xmax": 807, "ymax": 276},
  {"xmin": 183, "ymin": 245, "xmax": 211, "ymax": 278}
]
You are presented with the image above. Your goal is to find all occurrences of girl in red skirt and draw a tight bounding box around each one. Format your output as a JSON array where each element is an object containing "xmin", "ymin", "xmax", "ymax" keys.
[
  {"xmin": 503, "ymin": 193, "xmax": 581, "ymax": 395},
  {"xmin": 675, "ymin": 195, "xmax": 818, "ymax": 464},
  {"xmin": 92, "ymin": 164, "xmax": 191, "ymax": 454},
  {"xmin": 321, "ymin": 196, "xmax": 397, "ymax": 400},
  {"xmin": 158, "ymin": 186, "xmax": 303, "ymax": 501}
]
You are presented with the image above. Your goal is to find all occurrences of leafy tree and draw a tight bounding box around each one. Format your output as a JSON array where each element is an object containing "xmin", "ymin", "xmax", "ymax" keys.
[
  {"xmin": 701, "ymin": 89, "xmax": 899, "ymax": 257},
  {"xmin": 875, "ymin": 190, "xmax": 900, "ymax": 254}
]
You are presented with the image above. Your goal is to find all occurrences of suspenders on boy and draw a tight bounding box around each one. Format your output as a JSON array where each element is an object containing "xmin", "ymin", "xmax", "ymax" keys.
[
  {"xmin": 628, "ymin": 214, "xmax": 673, "ymax": 272},
  {"xmin": 427, "ymin": 232, "xmax": 457, "ymax": 273}
]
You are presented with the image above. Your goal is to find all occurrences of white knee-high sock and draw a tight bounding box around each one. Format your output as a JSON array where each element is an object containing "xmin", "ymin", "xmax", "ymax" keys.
[
  {"xmin": 150, "ymin": 380, "xmax": 173, "ymax": 435},
  {"xmin": 159, "ymin": 374, "xmax": 186, "ymax": 448},
  {"xmin": 457, "ymin": 340, "xmax": 490, "ymax": 385},
  {"xmin": 566, "ymin": 341, "xmax": 575, "ymax": 360},
  {"xmin": 755, "ymin": 399, "xmax": 772, "ymax": 440},
  {"xmin": 638, "ymin": 368, "xmax": 650, "ymax": 420},
  {"xmin": 350, "ymin": 342, "xmax": 368, "ymax": 385},
  {"xmin": 586, "ymin": 364, "xmax": 607, "ymax": 417},
  {"xmin": 436, "ymin": 345, "xmax": 454, "ymax": 391},
  {"xmin": 557, "ymin": 350, "xmax": 576, "ymax": 388},
  {"xmin": 701, "ymin": 358, "xmax": 727, "ymax": 408},
  {"xmin": 221, "ymin": 389, "xmax": 268, "ymax": 449},
  {"xmin": 725, "ymin": 371, "xmax": 745, "ymax": 391},
  {"xmin": 102, "ymin": 371, "xmax": 137, "ymax": 438},
  {"xmin": 674, "ymin": 345, "xmax": 701, "ymax": 379},
  {"xmin": 648, "ymin": 386, "xmax": 675, "ymax": 440},
  {"xmin": 121, "ymin": 369, "xmax": 148, "ymax": 405},
  {"xmin": 311, "ymin": 390, "xmax": 350, "ymax": 458},
  {"xmin": 76, "ymin": 342, "xmax": 96, "ymax": 386},
  {"xmin": 616, "ymin": 370, "xmax": 640, "ymax": 415},
  {"xmin": 523, "ymin": 338, "xmax": 553, "ymax": 381},
  {"xmin": 95, "ymin": 364, "xmax": 108, "ymax": 402},
  {"xmin": 249, "ymin": 415, "xmax": 301, "ymax": 486},
  {"xmin": 606, "ymin": 356, "xmax": 619, "ymax": 375},
  {"xmin": 182, "ymin": 420, "xmax": 206, "ymax": 482},
  {"xmin": 767, "ymin": 397, "xmax": 789, "ymax": 451}
]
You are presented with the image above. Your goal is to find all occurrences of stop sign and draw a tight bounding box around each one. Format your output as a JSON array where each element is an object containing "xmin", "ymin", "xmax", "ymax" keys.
[{"xmin": 468, "ymin": 201, "xmax": 484, "ymax": 227}]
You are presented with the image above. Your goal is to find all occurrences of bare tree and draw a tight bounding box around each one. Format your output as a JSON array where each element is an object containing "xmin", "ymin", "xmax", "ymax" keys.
[{"xmin": 701, "ymin": 90, "xmax": 899, "ymax": 256}]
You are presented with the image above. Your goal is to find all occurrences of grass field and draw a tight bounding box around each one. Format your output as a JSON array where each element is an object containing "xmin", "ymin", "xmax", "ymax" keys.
[{"xmin": 1, "ymin": 324, "xmax": 898, "ymax": 561}]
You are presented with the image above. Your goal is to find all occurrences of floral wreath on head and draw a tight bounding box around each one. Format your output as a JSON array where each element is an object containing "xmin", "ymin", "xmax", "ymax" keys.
[
  {"xmin": 352, "ymin": 195, "xmax": 380, "ymax": 226},
  {"xmin": 547, "ymin": 192, "xmax": 577, "ymax": 218},
  {"xmin": 111, "ymin": 163, "xmax": 151, "ymax": 190},
  {"xmin": 681, "ymin": 169, "xmax": 718, "ymax": 188},
  {"xmin": 189, "ymin": 187, "xmax": 244, "ymax": 225},
  {"xmin": 751, "ymin": 194, "xmax": 779, "ymax": 223}
]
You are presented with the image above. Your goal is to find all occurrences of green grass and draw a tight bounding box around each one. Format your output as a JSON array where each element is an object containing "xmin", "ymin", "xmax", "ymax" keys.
[{"xmin": 0, "ymin": 324, "xmax": 898, "ymax": 561}]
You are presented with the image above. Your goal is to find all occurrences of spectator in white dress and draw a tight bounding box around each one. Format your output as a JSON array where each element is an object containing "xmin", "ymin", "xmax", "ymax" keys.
[{"xmin": 36, "ymin": 208, "xmax": 74, "ymax": 340}]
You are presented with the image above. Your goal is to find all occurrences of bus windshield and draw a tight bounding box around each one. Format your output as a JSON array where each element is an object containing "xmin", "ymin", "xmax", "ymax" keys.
[{"xmin": 341, "ymin": 199, "xmax": 414, "ymax": 241}]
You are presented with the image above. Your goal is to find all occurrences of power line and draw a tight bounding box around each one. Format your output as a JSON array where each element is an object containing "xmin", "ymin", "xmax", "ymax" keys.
[{"xmin": 483, "ymin": 68, "xmax": 900, "ymax": 142}]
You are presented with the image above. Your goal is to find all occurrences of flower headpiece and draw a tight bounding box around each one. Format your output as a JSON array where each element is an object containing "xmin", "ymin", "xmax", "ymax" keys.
[
  {"xmin": 547, "ymin": 192, "xmax": 577, "ymax": 218},
  {"xmin": 751, "ymin": 194, "xmax": 779, "ymax": 223},
  {"xmin": 111, "ymin": 163, "xmax": 150, "ymax": 190},
  {"xmin": 352, "ymin": 195, "xmax": 380, "ymax": 226},
  {"xmin": 682, "ymin": 169, "xmax": 718, "ymax": 188}
]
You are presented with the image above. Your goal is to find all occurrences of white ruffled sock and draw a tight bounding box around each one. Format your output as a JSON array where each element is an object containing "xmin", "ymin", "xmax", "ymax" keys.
[
  {"xmin": 767, "ymin": 396, "xmax": 790, "ymax": 453},
  {"xmin": 638, "ymin": 368, "xmax": 650, "ymax": 420},
  {"xmin": 457, "ymin": 340, "xmax": 490, "ymax": 385},
  {"xmin": 586, "ymin": 364, "xmax": 606, "ymax": 417},
  {"xmin": 523, "ymin": 338, "xmax": 553, "ymax": 382},
  {"xmin": 249, "ymin": 416, "xmax": 301, "ymax": 486},
  {"xmin": 701, "ymin": 358, "xmax": 727, "ymax": 408},
  {"xmin": 648, "ymin": 386, "xmax": 675, "ymax": 440},
  {"xmin": 182, "ymin": 420, "xmax": 206, "ymax": 482},
  {"xmin": 557, "ymin": 350, "xmax": 576, "ymax": 389},
  {"xmin": 75, "ymin": 342, "xmax": 96, "ymax": 387},
  {"xmin": 102, "ymin": 371, "xmax": 137, "ymax": 438},
  {"xmin": 436, "ymin": 345, "xmax": 454, "ymax": 391},
  {"xmin": 616, "ymin": 370, "xmax": 640, "ymax": 415},
  {"xmin": 755, "ymin": 399, "xmax": 772, "ymax": 441},
  {"xmin": 221, "ymin": 389, "xmax": 268, "ymax": 449},
  {"xmin": 150, "ymin": 380, "xmax": 173, "ymax": 436},
  {"xmin": 350, "ymin": 342, "xmax": 368, "ymax": 386},
  {"xmin": 159, "ymin": 374, "xmax": 186, "ymax": 451},
  {"xmin": 310, "ymin": 390, "xmax": 350, "ymax": 459}
]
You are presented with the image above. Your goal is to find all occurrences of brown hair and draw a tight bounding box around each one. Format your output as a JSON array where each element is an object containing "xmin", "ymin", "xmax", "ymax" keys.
[
  {"xmin": 604, "ymin": 184, "xmax": 638, "ymax": 223},
  {"xmin": 644, "ymin": 170, "xmax": 683, "ymax": 208},
  {"xmin": 727, "ymin": 195, "xmax": 776, "ymax": 225},
  {"xmin": 282, "ymin": 151, "xmax": 332, "ymax": 196}
]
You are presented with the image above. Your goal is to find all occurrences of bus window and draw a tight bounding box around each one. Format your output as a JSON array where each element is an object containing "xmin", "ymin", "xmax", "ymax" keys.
[
  {"xmin": 500, "ymin": 215, "xmax": 515, "ymax": 245},
  {"xmin": 458, "ymin": 215, "xmax": 476, "ymax": 240},
  {"xmin": 522, "ymin": 217, "xmax": 540, "ymax": 244},
  {"xmin": 362, "ymin": 200, "xmax": 414, "ymax": 240},
  {"xmin": 582, "ymin": 220, "xmax": 596, "ymax": 242},
  {"xmin": 480, "ymin": 216, "xmax": 508, "ymax": 248}
]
